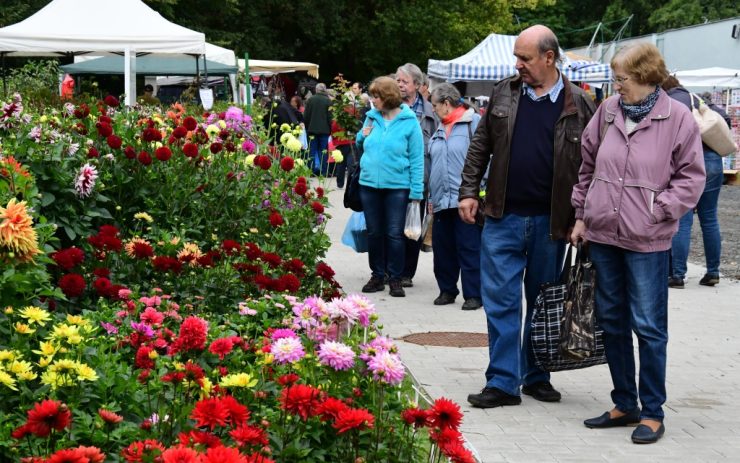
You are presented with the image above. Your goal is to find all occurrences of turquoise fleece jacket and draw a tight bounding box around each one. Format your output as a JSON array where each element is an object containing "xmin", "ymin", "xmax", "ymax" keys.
[{"xmin": 356, "ymin": 104, "xmax": 425, "ymax": 200}]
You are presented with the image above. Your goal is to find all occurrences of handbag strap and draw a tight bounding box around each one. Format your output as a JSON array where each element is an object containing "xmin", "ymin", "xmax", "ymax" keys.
[{"xmin": 558, "ymin": 245, "xmax": 575, "ymax": 285}]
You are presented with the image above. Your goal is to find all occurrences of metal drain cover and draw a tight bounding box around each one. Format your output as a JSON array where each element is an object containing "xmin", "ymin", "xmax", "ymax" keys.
[{"xmin": 400, "ymin": 332, "xmax": 488, "ymax": 348}]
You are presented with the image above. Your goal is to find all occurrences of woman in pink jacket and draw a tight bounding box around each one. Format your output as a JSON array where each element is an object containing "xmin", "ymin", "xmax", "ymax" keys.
[{"xmin": 570, "ymin": 43, "xmax": 704, "ymax": 444}]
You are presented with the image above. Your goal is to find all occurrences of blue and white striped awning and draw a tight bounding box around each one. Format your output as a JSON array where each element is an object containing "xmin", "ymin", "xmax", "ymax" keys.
[{"xmin": 428, "ymin": 33, "xmax": 612, "ymax": 84}]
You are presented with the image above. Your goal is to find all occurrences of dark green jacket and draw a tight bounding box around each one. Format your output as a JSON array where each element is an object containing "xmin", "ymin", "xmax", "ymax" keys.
[{"xmin": 304, "ymin": 93, "xmax": 332, "ymax": 135}]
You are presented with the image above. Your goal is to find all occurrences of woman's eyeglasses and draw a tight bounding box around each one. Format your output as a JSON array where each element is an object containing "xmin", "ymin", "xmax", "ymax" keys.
[{"xmin": 611, "ymin": 76, "xmax": 629, "ymax": 84}]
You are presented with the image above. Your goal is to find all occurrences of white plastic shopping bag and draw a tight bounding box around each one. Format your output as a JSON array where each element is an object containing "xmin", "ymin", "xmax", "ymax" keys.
[{"xmin": 404, "ymin": 201, "xmax": 422, "ymax": 240}]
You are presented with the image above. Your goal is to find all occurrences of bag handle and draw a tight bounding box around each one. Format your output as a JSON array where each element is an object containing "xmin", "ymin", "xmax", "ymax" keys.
[{"xmin": 558, "ymin": 245, "xmax": 575, "ymax": 285}]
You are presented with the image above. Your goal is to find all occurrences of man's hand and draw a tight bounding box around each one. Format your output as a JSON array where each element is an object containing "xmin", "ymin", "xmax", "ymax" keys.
[
  {"xmin": 570, "ymin": 219, "xmax": 587, "ymax": 246},
  {"xmin": 458, "ymin": 198, "xmax": 478, "ymax": 224}
]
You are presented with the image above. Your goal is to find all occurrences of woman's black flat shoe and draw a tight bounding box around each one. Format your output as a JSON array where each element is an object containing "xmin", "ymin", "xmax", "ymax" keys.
[
  {"xmin": 631, "ymin": 423, "xmax": 665, "ymax": 444},
  {"xmin": 584, "ymin": 409, "xmax": 640, "ymax": 428}
]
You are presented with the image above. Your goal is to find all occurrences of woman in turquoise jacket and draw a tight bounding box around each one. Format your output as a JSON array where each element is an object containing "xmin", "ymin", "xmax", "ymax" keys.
[{"xmin": 356, "ymin": 76, "xmax": 424, "ymax": 297}]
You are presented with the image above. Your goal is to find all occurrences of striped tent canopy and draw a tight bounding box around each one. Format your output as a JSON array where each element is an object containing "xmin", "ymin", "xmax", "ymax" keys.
[{"xmin": 428, "ymin": 33, "xmax": 612, "ymax": 84}]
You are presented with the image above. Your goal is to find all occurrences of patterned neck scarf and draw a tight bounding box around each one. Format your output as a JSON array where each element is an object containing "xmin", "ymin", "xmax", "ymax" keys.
[{"xmin": 619, "ymin": 86, "xmax": 660, "ymax": 123}]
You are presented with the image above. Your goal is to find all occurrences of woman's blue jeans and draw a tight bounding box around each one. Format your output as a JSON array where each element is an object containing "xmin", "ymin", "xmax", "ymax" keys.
[
  {"xmin": 671, "ymin": 150, "xmax": 723, "ymax": 279},
  {"xmin": 359, "ymin": 186, "xmax": 409, "ymax": 281},
  {"xmin": 590, "ymin": 243, "xmax": 669, "ymax": 421}
]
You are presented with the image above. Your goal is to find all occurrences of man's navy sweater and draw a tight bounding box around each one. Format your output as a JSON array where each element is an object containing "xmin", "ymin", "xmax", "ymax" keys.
[{"xmin": 504, "ymin": 92, "xmax": 564, "ymax": 216}]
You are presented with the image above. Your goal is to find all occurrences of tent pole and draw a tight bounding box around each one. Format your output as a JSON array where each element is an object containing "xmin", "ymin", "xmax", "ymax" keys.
[
  {"xmin": 195, "ymin": 56, "xmax": 200, "ymax": 87},
  {"xmin": 1, "ymin": 53, "xmax": 6, "ymax": 97},
  {"xmin": 203, "ymin": 55, "xmax": 209, "ymax": 85},
  {"xmin": 244, "ymin": 52, "xmax": 251, "ymax": 109}
]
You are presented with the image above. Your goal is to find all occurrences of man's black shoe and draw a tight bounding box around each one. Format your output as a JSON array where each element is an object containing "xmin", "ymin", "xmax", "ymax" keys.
[
  {"xmin": 461, "ymin": 297, "xmax": 483, "ymax": 310},
  {"xmin": 584, "ymin": 409, "xmax": 640, "ymax": 428},
  {"xmin": 389, "ymin": 280, "xmax": 405, "ymax": 297},
  {"xmin": 521, "ymin": 382, "xmax": 561, "ymax": 402},
  {"xmin": 467, "ymin": 387, "xmax": 521, "ymax": 408},
  {"xmin": 668, "ymin": 277, "xmax": 684, "ymax": 289},
  {"xmin": 401, "ymin": 277, "xmax": 414, "ymax": 288},
  {"xmin": 433, "ymin": 292, "xmax": 457, "ymax": 305},
  {"xmin": 699, "ymin": 274, "xmax": 720, "ymax": 286},
  {"xmin": 362, "ymin": 276, "xmax": 385, "ymax": 293},
  {"xmin": 631, "ymin": 423, "xmax": 665, "ymax": 444}
]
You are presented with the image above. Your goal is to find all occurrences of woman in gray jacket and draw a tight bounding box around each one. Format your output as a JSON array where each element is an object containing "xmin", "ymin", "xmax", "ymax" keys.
[{"xmin": 428, "ymin": 83, "xmax": 483, "ymax": 310}]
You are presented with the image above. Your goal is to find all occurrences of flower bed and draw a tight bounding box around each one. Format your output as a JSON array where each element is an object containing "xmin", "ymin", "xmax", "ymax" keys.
[{"xmin": 0, "ymin": 92, "xmax": 476, "ymax": 462}]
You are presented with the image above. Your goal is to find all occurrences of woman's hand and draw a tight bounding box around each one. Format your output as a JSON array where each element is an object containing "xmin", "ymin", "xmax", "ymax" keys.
[{"xmin": 570, "ymin": 219, "xmax": 587, "ymax": 246}]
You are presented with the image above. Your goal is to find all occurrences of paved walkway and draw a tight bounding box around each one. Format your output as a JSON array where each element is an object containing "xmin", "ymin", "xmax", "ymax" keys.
[{"xmin": 323, "ymin": 186, "xmax": 740, "ymax": 463}]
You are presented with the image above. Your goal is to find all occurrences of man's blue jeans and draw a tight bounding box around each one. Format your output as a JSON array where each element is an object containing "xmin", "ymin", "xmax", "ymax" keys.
[
  {"xmin": 309, "ymin": 134, "xmax": 330, "ymax": 176},
  {"xmin": 590, "ymin": 243, "xmax": 669, "ymax": 421},
  {"xmin": 480, "ymin": 214, "xmax": 565, "ymax": 396},
  {"xmin": 359, "ymin": 186, "xmax": 409, "ymax": 281},
  {"xmin": 671, "ymin": 150, "xmax": 723, "ymax": 279}
]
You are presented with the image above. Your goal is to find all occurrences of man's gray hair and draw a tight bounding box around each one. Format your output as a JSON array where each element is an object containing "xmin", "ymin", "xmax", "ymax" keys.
[
  {"xmin": 431, "ymin": 83, "xmax": 462, "ymax": 107},
  {"xmin": 396, "ymin": 63, "xmax": 424, "ymax": 86},
  {"xmin": 315, "ymin": 83, "xmax": 327, "ymax": 94},
  {"xmin": 538, "ymin": 33, "xmax": 562, "ymax": 63}
]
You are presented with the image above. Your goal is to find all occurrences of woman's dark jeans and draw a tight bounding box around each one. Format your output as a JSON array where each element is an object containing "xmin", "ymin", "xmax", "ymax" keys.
[{"xmin": 359, "ymin": 185, "xmax": 409, "ymax": 281}]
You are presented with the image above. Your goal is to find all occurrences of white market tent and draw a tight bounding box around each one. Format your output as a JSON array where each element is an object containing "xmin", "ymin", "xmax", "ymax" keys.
[
  {"xmin": 673, "ymin": 67, "xmax": 740, "ymax": 88},
  {"xmin": 428, "ymin": 33, "xmax": 612, "ymax": 96},
  {"xmin": 237, "ymin": 59, "xmax": 319, "ymax": 78},
  {"xmin": 0, "ymin": 0, "xmax": 206, "ymax": 105}
]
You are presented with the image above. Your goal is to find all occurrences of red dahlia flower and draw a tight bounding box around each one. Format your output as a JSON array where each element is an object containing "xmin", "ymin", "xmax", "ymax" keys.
[
  {"xmin": 277, "ymin": 373, "xmax": 300, "ymax": 386},
  {"xmin": 137, "ymin": 150, "xmax": 153, "ymax": 166},
  {"xmin": 244, "ymin": 454, "xmax": 275, "ymax": 463},
  {"xmin": 209, "ymin": 142, "xmax": 223, "ymax": 154},
  {"xmin": 172, "ymin": 125, "xmax": 188, "ymax": 139},
  {"xmin": 74, "ymin": 104, "xmax": 90, "ymax": 119},
  {"xmin": 46, "ymin": 448, "xmax": 88, "ymax": 463},
  {"xmin": 279, "ymin": 384, "xmax": 321, "ymax": 420},
  {"xmin": 25, "ymin": 400, "xmax": 72, "ymax": 437},
  {"xmin": 183, "ymin": 116, "xmax": 198, "ymax": 131},
  {"xmin": 230, "ymin": 424, "xmax": 268, "ymax": 448},
  {"xmin": 171, "ymin": 316, "xmax": 208, "ymax": 353},
  {"xmin": 183, "ymin": 142, "xmax": 199, "ymax": 158},
  {"xmin": 315, "ymin": 262, "xmax": 335, "ymax": 280},
  {"xmin": 77, "ymin": 446, "xmax": 106, "ymax": 463},
  {"xmin": 87, "ymin": 147, "xmax": 99, "ymax": 158},
  {"xmin": 135, "ymin": 346, "xmax": 155, "ymax": 370},
  {"xmin": 155, "ymin": 146, "xmax": 172, "ymax": 161},
  {"xmin": 279, "ymin": 274, "xmax": 300, "ymax": 293},
  {"xmin": 200, "ymin": 446, "xmax": 247, "ymax": 463},
  {"xmin": 255, "ymin": 155, "xmax": 271, "ymax": 170},
  {"xmin": 440, "ymin": 441, "xmax": 476, "ymax": 463},
  {"xmin": 401, "ymin": 407, "xmax": 430, "ymax": 428},
  {"xmin": 261, "ymin": 252, "xmax": 282, "ymax": 268},
  {"xmin": 221, "ymin": 395, "xmax": 251, "ymax": 425},
  {"xmin": 209, "ymin": 337, "xmax": 235, "ymax": 360},
  {"xmin": 121, "ymin": 440, "xmax": 165, "ymax": 463},
  {"xmin": 311, "ymin": 201, "xmax": 324, "ymax": 214},
  {"xmin": 316, "ymin": 397, "xmax": 349, "ymax": 421},
  {"xmin": 124, "ymin": 146, "xmax": 136, "ymax": 159},
  {"xmin": 93, "ymin": 277, "xmax": 113, "ymax": 297},
  {"xmin": 315, "ymin": 186, "xmax": 325, "ymax": 198},
  {"xmin": 161, "ymin": 446, "xmax": 199, "ymax": 463},
  {"xmin": 98, "ymin": 408, "xmax": 123, "ymax": 424},
  {"xmin": 221, "ymin": 240, "xmax": 241, "ymax": 255},
  {"xmin": 178, "ymin": 430, "xmax": 222, "ymax": 449},
  {"xmin": 429, "ymin": 397, "xmax": 463, "ymax": 430},
  {"xmin": 99, "ymin": 115, "xmax": 112, "ymax": 124},
  {"xmin": 142, "ymin": 127, "xmax": 163, "ymax": 142},
  {"xmin": 52, "ymin": 247, "xmax": 85, "ymax": 270},
  {"xmin": 280, "ymin": 157, "xmax": 294, "ymax": 171},
  {"xmin": 190, "ymin": 398, "xmax": 229, "ymax": 430},
  {"xmin": 59, "ymin": 273, "xmax": 86, "ymax": 298},
  {"xmin": 332, "ymin": 408, "xmax": 374, "ymax": 434},
  {"xmin": 104, "ymin": 95, "xmax": 120, "ymax": 107},
  {"xmin": 96, "ymin": 122, "xmax": 113, "ymax": 137},
  {"xmin": 106, "ymin": 134, "xmax": 122, "ymax": 150},
  {"xmin": 293, "ymin": 182, "xmax": 308, "ymax": 196},
  {"xmin": 283, "ymin": 258, "xmax": 305, "ymax": 275},
  {"xmin": 269, "ymin": 211, "xmax": 284, "ymax": 227}
]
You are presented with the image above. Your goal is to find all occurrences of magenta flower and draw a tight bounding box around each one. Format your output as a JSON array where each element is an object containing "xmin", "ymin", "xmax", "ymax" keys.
[
  {"xmin": 367, "ymin": 351, "xmax": 405, "ymax": 385},
  {"xmin": 272, "ymin": 337, "xmax": 305, "ymax": 364},
  {"xmin": 100, "ymin": 321, "xmax": 118, "ymax": 334},
  {"xmin": 318, "ymin": 341, "xmax": 356, "ymax": 371},
  {"xmin": 345, "ymin": 294, "xmax": 376, "ymax": 327},
  {"xmin": 271, "ymin": 328, "xmax": 298, "ymax": 340},
  {"xmin": 131, "ymin": 321, "xmax": 155, "ymax": 338}
]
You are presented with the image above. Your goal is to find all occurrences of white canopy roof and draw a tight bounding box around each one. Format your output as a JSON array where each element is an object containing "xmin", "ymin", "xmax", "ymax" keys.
[
  {"xmin": 237, "ymin": 59, "xmax": 319, "ymax": 78},
  {"xmin": 0, "ymin": 0, "xmax": 206, "ymax": 56},
  {"xmin": 673, "ymin": 67, "xmax": 740, "ymax": 88}
]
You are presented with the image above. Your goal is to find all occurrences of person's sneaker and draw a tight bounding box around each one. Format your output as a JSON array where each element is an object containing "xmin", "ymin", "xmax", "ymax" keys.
[
  {"xmin": 389, "ymin": 280, "xmax": 405, "ymax": 297},
  {"xmin": 433, "ymin": 292, "xmax": 457, "ymax": 305},
  {"xmin": 401, "ymin": 277, "xmax": 414, "ymax": 288},
  {"xmin": 699, "ymin": 274, "xmax": 720, "ymax": 286},
  {"xmin": 521, "ymin": 381, "xmax": 562, "ymax": 402},
  {"xmin": 467, "ymin": 387, "xmax": 522, "ymax": 408},
  {"xmin": 461, "ymin": 297, "xmax": 483, "ymax": 310},
  {"xmin": 362, "ymin": 276, "xmax": 385, "ymax": 293},
  {"xmin": 668, "ymin": 277, "xmax": 684, "ymax": 289}
]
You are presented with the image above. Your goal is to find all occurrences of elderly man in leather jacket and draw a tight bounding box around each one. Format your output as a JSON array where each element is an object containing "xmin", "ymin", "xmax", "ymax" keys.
[{"xmin": 459, "ymin": 25, "xmax": 596, "ymax": 409}]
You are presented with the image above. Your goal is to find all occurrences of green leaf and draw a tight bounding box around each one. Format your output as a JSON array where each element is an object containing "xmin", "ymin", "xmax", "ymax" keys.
[{"xmin": 41, "ymin": 192, "xmax": 55, "ymax": 207}]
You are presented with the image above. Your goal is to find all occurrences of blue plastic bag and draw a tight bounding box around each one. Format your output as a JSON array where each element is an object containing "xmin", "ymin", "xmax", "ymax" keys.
[{"xmin": 341, "ymin": 212, "xmax": 368, "ymax": 253}]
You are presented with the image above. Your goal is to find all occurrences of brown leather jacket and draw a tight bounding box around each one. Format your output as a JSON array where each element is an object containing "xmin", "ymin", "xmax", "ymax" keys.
[{"xmin": 459, "ymin": 74, "xmax": 596, "ymax": 239}]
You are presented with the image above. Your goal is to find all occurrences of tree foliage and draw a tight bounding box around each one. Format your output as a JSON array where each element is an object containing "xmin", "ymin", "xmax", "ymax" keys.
[{"xmin": 1, "ymin": 0, "xmax": 737, "ymax": 83}]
